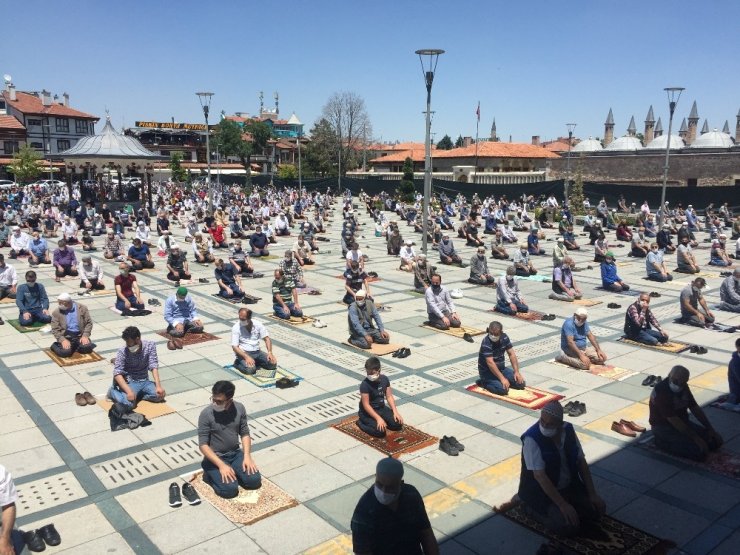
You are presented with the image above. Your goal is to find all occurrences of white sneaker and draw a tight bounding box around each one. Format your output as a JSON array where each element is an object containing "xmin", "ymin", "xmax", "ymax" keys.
[
  {"xmin": 312, "ymin": 319, "xmax": 327, "ymax": 328},
  {"xmin": 39, "ymin": 325, "xmax": 52, "ymax": 334},
  {"xmin": 450, "ymin": 289, "xmax": 464, "ymax": 299}
]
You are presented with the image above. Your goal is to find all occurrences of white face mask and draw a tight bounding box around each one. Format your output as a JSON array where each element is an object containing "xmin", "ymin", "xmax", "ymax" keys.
[
  {"xmin": 373, "ymin": 484, "xmax": 399, "ymax": 506},
  {"xmin": 127, "ymin": 344, "xmax": 141, "ymax": 354},
  {"xmin": 539, "ymin": 423, "xmax": 558, "ymax": 438},
  {"xmin": 366, "ymin": 373, "xmax": 380, "ymax": 382},
  {"xmin": 240, "ymin": 320, "xmax": 250, "ymax": 328},
  {"xmin": 212, "ymin": 402, "xmax": 227, "ymax": 413},
  {"xmin": 669, "ymin": 382, "xmax": 682, "ymax": 394},
  {"xmin": 488, "ymin": 333, "xmax": 500, "ymax": 342}
]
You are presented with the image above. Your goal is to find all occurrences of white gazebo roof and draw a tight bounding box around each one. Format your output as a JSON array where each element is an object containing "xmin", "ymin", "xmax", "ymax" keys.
[{"xmin": 287, "ymin": 112, "xmax": 302, "ymax": 126}]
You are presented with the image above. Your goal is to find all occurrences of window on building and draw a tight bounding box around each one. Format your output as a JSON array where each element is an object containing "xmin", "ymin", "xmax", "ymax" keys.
[
  {"xmin": 55, "ymin": 118, "xmax": 69, "ymax": 132},
  {"xmin": 57, "ymin": 139, "xmax": 70, "ymax": 151},
  {"xmin": 27, "ymin": 118, "xmax": 42, "ymax": 127},
  {"xmin": 30, "ymin": 142, "xmax": 43, "ymax": 149},
  {"xmin": 3, "ymin": 141, "xmax": 20, "ymax": 155},
  {"xmin": 0, "ymin": 99, "xmax": 6, "ymax": 111},
  {"xmin": 75, "ymin": 120, "xmax": 89, "ymax": 134}
]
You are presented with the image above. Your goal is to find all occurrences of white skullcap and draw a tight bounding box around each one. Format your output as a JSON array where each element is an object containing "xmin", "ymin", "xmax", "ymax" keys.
[
  {"xmin": 575, "ymin": 307, "xmax": 588, "ymax": 317},
  {"xmin": 58, "ymin": 293, "xmax": 72, "ymax": 302},
  {"xmin": 355, "ymin": 289, "xmax": 367, "ymax": 299}
]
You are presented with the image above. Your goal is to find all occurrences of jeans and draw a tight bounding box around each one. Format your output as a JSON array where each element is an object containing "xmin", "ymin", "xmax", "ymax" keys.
[
  {"xmin": 233, "ymin": 350, "xmax": 277, "ymax": 375},
  {"xmin": 680, "ymin": 312, "xmax": 715, "ymax": 327},
  {"xmin": 469, "ymin": 275, "xmax": 496, "ymax": 285},
  {"xmin": 80, "ymin": 278, "xmax": 105, "ymax": 289},
  {"xmin": 273, "ymin": 301, "xmax": 302, "ymax": 319},
  {"xmin": 115, "ymin": 295, "xmax": 145, "ymax": 312},
  {"xmin": 428, "ymin": 310, "xmax": 460, "ymax": 330},
  {"xmin": 603, "ymin": 282, "xmax": 630, "ymax": 292},
  {"xmin": 167, "ymin": 321, "xmax": 203, "ymax": 337},
  {"xmin": 19, "ymin": 307, "xmax": 52, "ymax": 326},
  {"xmin": 0, "ymin": 285, "xmax": 16, "ymax": 300},
  {"xmin": 495, "ymin": 299, "xmax": 529, "ymax": 315},
  {"xmin": 477, "ymin": 366, "xmax": 526, "ymax": 395},
  {"xmin": 202, "ymin": 449, "xmax": 261, "ymax": 498},
  {"xmin": 349, "ymin": 328, "xmax": 388, "ymax": 349},
  {"xmin": 55, "ymin": 264, "xmax": 79, "ymax": 278},
  {"xmin": 718, "ymin": 301, "xmax": 740, "ymax": 313},
  {"xmin": 652, "ymin": 421, "xmax": 721, "ymax": 462},
  {"xmin": 219, "ymin": 283, "xmax": 243, "ymax": 299},
  {"xmin": 647, "ymin": 272, "xmax": 673, "ymax": 282},
  {"xmin": 50, "ymin": 333, "xmax": 96, "ymax": 357},
  {"xmin": 108, "ymin": 378, "xmax": 159, "ymax": 408},
  {"xmin": 628, "ymin": 328, "xmax": 667, "ymax": 346},
  {"xmin": 358, "ymin": 405, "xmax": 402, "ymax": 438}
]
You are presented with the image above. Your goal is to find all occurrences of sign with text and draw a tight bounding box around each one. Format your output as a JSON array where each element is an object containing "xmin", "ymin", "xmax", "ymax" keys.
[{"xmin": 135, "ymin": 121, "xmax": 212, "ymax": 131}]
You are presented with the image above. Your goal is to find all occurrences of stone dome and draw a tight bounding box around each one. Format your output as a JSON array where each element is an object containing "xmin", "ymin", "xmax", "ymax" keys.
[
  {"xmin": 572, "ymin": 138, "xmax": 603, "ymax": 152},
  {"xmin": 689, "ymin": 129, "xmax": 734, "ymax": 149},
  {"xmin": 644, "ymin": 134, "xmax": 685, "ymax": 150},
  {"xmin": 604, "ymin": 135, "xmax": 643, "ymax": 151}
]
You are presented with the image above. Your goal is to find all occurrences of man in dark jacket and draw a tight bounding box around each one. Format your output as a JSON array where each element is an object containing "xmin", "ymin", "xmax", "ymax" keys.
[{"xmin": 623, "ymin": 293, "xmax": 669, "ymax": 345}]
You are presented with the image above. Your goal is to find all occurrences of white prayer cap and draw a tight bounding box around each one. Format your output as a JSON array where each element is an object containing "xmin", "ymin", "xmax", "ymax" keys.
[
  {"xmin": 355, "ymin": 289, "xmax": 367, "ymax": 299},
  {"xmin": 575, "ymin": 307, "xmax": 588, "ymax": 317},
  {"xmin": 58, "ymin": 293, "xmax": 72, "ymax": 302}
]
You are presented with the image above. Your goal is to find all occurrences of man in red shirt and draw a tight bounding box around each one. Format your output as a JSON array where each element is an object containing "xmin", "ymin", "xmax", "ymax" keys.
[
  {"xmin": 208, "ymin": 223, "xmax": 228, "ymax": 249},
  {"xmin": 114, "ymin": 262, "xmax": 146, "ymax": 314}
]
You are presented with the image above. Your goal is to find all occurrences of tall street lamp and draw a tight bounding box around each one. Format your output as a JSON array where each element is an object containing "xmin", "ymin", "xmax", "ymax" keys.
[
  {"xmin": 196, "ymin": 91, "xmax": 214, "ymax": 213},
  {"xmin": 659, "ymin": 87, "xmax": 684, "ymax": 231},
  {"xmin": 415, "ymin": 48, "xmax": 445, "ymax": 255},
  {"xmin": 565, "ymin": 123, "xmax": 576, "ymax": 202}
]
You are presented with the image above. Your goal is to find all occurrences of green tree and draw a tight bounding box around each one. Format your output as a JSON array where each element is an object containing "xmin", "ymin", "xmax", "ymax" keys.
[
  {"xmin": 568, "ymin": 154, "xmax": 585, "ymax": 215},
  {"xmin": 304, "ymin": 118, "xmax": 338, "ymax": 177},
  {"xmin": 436, "ymin": 134, "xmax": 454, "ymax": 150},
  {"xmin": 213, "ymin": 119, "xmax": 273, "ymax": 186},
  {"xmin": 8, "ymin": 144, "xmax": 42, "ymax": 184},
  {"xmin": 398, "ymin": 157, "xmax": 416, "ymax": 202},
  {"xmin": 454, "ymin": 135, "xmax": 464, "ymax": 148},
  {"xmin": 277, "ymin": 164, "xmax": 298, "ymax": 179},
  {"xmin": 169, "ymin": 152, "xmax": 187, "ymax": 182}
]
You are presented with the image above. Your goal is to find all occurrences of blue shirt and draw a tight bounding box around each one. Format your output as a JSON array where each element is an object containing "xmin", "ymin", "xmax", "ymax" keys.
[
  {"xmin": 65, "ymin": 303, "xmax": 79, "ymax": 334},
  {"xmin": 561, "ymin": 317, "xmax": 590, "ymax": 350},
  {"xmin": 29, "ymin": 237, "xmax": 48, "ymax": 257},
  {"xmin": 128, "ymin": 244, "xmax": 150, "ymax": 261},
  {"xmin": 600, "ymin": 261, "xmax": 621, "ymax": 286},
  {"xmin": 15, "ymin": 283, "xmax": 50, "ymax": 312},
  {"xmin": 164, "ymin": 294, "xmax": 198, "ymax": 325}
]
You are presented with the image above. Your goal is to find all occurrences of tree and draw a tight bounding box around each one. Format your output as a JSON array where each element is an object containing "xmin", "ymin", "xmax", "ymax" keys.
[
  {"xmin": 454, "ymin": 135, "xmax": 464, "ymax": 148},
  {"xmin": 277, "ymin": 164, "xmax": 298, "ymax": 179},
  {"xmin": 169, "ymin": 152, "xmax": 187, "ymax": 182},
  {"xmin": 398, "ymin": 157, "xmax": 416, "ymax": 202},
  {"xmin": 436, "ymin": 134, "xmax": 454, "ymax": 150},
  {"xmin": 213, "ymin": 119, "xmax": 273, "ymax": 186},
  {"xmin": 8, "ymin": 145, "xmax": 42, "ymax": 185},
  {"xmin": 304, "ymin": 118, "xmax": 339, "ymax": 177},
  {"xmin": 321, "ymin": 91, "xmax": 372, "ymax": 174},
  {"xmin": 568, "ymin": 154, "xmax": 585, "ymax": 215}
]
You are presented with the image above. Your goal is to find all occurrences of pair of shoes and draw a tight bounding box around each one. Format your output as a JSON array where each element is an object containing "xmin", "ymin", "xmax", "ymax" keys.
[
  {"xmin": 450, "ymin": 289, "xmax": 464, "ymax": 299},
  {"xmin": 611, "ymin": 421, "xmax": 637, "ymax": 437},
  {"xmin": 276, "ymin": 377, "xmax": 299, "ymax": 389},
  {"xmin": 148, "ymin": 298, "xmax": 161, "ymax": 307},
  {"xmin": 641, "ymin": 375, "xmax": 662, "ymax": 387},
  {"xmin": 619, "ymin": 419, "xmax": 646, "ymax": 433},
  {"xmin": 167, "ymin": 338, "xmax": 183, "ymax": 350},
  {"xmin": 307, "ymin": 289, "xmax": 322, "ymax": 295},
  {"xmin": 564, "ymin": 401, "xmax": 586, "ymax": 417},
  {"xmin": 169, "ymin": 482, "xmax": 201, "ymax": 507},
  {"xmin": 74, "ymin": 392, "xmax": 96, "ymax": 406},
  {"xmin": 312, "ymin": 319, "xmax": 327, "ymax": 328},
  {"xmin": 462, "ymin": 332, "xmax": 474, "ymax": 343},
  {"xmin": 368, "ymin": 271, "xmax": 379, "ymax": 278},
  {"xmin": 541, "ymin": 314, "xmax": 557, "ymax": 321},
  {"xmin": 241, "ymin": 296, "xmax": 258, "ymax": 305},
  {"xmin": 439, "ymin": 437, "xmax": 460, "ymax": 456},
  {"xmin": 23, "ymin": 524, "xmax": 61, "ymax": 552},
  {"xmin": 393, "ymin": 347, "xmax": 411, "ymax": 358},
  {"xmin": 198, "ymin": 278, "xmax": 209, "ymax": 283},
  {"xmin": 250, "ymin": 272, "xmax": 264, "ymax": 278},
  {"xmin": 607, "ymin": 302, "xmax": 621, "ymax": 309},
  {"xmin": 649, "ymin": 291, "xmax": 661, "ymax": 298},
  {"xmin": 690, "ymin": 345, "xmax": 708, "ymax": 354}
]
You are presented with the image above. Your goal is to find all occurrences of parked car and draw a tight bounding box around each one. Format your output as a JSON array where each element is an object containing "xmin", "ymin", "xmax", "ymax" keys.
[{"xmin": 0, "ymin": 179, "xmax": 16, "ymax": 189}]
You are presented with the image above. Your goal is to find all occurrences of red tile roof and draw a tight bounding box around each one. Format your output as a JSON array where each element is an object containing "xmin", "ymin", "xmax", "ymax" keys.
[
  {"xmin": 0, "ymin": 115, "xmax": 26, "ymax": 130},
  {"xmin": 369, "ymin": 149, "xmax": 426, "ymax": 164},
  {"xmin": 543, "ymin": 141, "xmax": 571, "ymax": 152},
  {"xmin": 2, "ymin": 91, "xmax": 98, "ymax": 120},
  {"xmin": 433, "ymin": 142, "xmax": 560, "ymax": 159}
]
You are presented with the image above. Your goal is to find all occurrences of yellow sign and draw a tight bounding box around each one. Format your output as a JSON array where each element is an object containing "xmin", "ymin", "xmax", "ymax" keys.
[{"xmin": 134, "ymin": 121, "xmax": 211, "ymax": 131}]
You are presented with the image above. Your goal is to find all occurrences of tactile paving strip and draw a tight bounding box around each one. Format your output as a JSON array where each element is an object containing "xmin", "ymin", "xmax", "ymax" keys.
[
  {"xmin": 515, "ymin": 336, "xmax": 561, "ymax": 360},
  {"xmin": 16, "ymin": 472, "xmax": 87, "ymax": 516},
  {"xmin": 389, "ymin": 375, "xmax": 440, "ymax": 396},
  {"xmin": 151, "ymin": 438, "xmax": 201, "ymax": 469},
  {"xmin": 255, "ymin": 409, "xmax": 318, "ymax": 436},
  {"xmin": 587, "ymin": 325, "xmax": 620, "ymax": 337},
  {"xmin": 91, "ymin": 450, "xmax": 168, "ymax": 489},
  {"xmin": 428, "ymin": 363, "xmax": 479, "ymax": 383},
  {"xmin": 303, "ymin": 393, "xmax": 358, "ymax": 419}
]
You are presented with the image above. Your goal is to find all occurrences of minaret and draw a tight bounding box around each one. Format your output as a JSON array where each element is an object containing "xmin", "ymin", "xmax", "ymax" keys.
[
  {"xmin": 644, "ymin": 106, "xmax": 655, "ymax": 144},
  {"xmin": 490, "ymin": 118, "xmax": 497, "ymax": 141},
  {"xmin": 604, "ymin": 108, "xmax": 615, "ymax": 145},
  {"xmin": 274, "ymin": 92, "xmax": 279, "ymax": 116},
  {"xmin": 259, "ymin": 91, "xmax": 264, "ymax": 115},
  {"xmin": 736, "ymin": 109, "xmax": 740, "ymax": 143},
  {"xmin": 654, "ymin": 117, "xmax": 663, "ymax": 138},
  {"xmin": 678, "ymin": 118, "xmax": 688, "ymax": 141},
  {"xmin": 627, "ymin": 116, "xmax": 637, "ymax": 137},
  {"xmin": 700, "ymin": 119, "xmax": 709, "ymax": 134},
  {"xmin": 722, "ymin": 120, "xmax": 730, "ymax": 134},
  {"xmin": 687, "ymin": 101, "xmax": 699, "ymax": 145}
]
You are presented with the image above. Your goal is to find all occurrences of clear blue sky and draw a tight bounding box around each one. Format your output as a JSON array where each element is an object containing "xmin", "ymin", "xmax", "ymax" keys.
[{"xmin": 4, "ymin": 0, "xmax": 739, "ymax": 144}]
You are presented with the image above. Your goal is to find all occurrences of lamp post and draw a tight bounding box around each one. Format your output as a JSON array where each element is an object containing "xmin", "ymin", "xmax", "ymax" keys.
[
  {"xmin": 297, "ymin": 128, "xmax": 303, "ymax": 196},
  {"xmin": 565, "ymin": 123, "xmax": 576, "ymax": 203},
  {"xmin": 415, "ymin": 48, "xmax": 445, "ymax": 255},
  {"xmin": 658, "ymin": 87, "xmax": 684, "ymax": 231},
  {"xmin": 196, "ymin": 91, "xmax": 214, "ymax": 213}
]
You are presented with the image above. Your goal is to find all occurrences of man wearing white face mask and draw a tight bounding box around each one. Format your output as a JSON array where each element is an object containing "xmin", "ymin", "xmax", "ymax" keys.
[
  {"xmin": 518, "ymin": 400, "xmax": 605, "ymax": 537},
  {"xmin": 231, "ymin": 308, "xmax": 277, "ymax": 375},
  {"xmin": 351, "ymin": 457, "xmax": 438, "ymax": 555},
  {"xmin": 348, "ymin": 290, "xmax": 390, "ymax": 349},
  {"xmin": 477, "ymin": 321, "xmax": 525, "ymax": 395},
  {"xmin": 108, "ymin": 326, "xmax": 165, "ymax": 408},
  {"xmin": 357, "ymin": 356, "xmax": 402, "ymax": 437},
  {"xmin": 718, "ymin": 268, "xmax": 740, "ymax": 312},
  {"xmin": 649, "ymin": 365, "xmax": 723, "ymax": 461}
]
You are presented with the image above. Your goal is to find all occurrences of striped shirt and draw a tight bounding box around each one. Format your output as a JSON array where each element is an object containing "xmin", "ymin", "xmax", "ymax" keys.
[{"xmin": 113, "ymin": 339, "xmax": 159, "ymax": 381}]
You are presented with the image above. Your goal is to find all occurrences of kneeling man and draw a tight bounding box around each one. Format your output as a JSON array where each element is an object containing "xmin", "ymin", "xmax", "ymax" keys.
[
  {"xmin": 477, "ymin": 321, "xmax": 526, "ymax": 395},
  {"xmin": 164, "ymin": 287, "xmax": 204, "ymax": 337},
  {"xmin": 556, "ymin": 308, "xmax": 607, "ymax": 370},
  {"xmin": 50, "ymin": 293, "xmax": 96, "ymax": 357},
  {"xmin": 348, "ymin": 289, "xmax": 390, "ymax": 349}
]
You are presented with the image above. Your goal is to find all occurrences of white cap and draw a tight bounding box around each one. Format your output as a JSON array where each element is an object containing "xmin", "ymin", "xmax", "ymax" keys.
[
  {"xmin": 12, "ymin": 226, "xmax": 20, "ymax": 231},
  {"xmin": 355, "ymin": 289, "xmax": 367, "ymax": 299},
  {"xmin": 575, "ymin": 307, "xmax": 588, "ymax": 317},
  {"xmin": 57, "ymin": 293, "xmax": 72, "ymax": 302},
  {"xmin": 557, "ymin": 236, "xmax": 564, "ymax": 242},
  {"xmin": 405, "ymin": 240, "xmax": 412, "ymax": 246},
  {"xmin": 137, "ymin": 220, "xmax": 144, "ymax": 225}
]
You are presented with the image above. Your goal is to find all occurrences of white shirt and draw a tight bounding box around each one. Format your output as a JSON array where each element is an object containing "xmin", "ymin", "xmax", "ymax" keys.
[
  {"xmin": 523, "ymin": 432, "xmax": 584, "ymax": 489},
  {"xmin": 79, "ymin": 260, "xmax": 103, "ymax": 281},
  {"xmin": 0, "ymin": 263, "xmax": 18, "ymax": 287},
  {"xmin": 135, "ymin": 226, "xmax": 151, "ymax": 242},
  {"xmin": 399, "ymin": 246, "xmax": 415, "ymax": 260},
  {"xmin": 0, "ymin": 464, "xmax": 18, "ymax": 506},
  {"xmin": 10, "ymin": 231, "xmax": 30, "ymax": 251},
  {"xmin": 157, "ymin": 234, "xmax": 179, "ymax": 252},
  {"xmin": 61, "ymin": 221, "xmax": 77, "ymax": 238},
  {"xmin": 231, "ymin": 319, "xmax": 268, "ymax": 352}
]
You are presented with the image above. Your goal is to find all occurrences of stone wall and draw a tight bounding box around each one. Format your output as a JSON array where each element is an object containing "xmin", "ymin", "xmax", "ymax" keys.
[{"xmin": 548, "ymin": 150, "xmax": 740, "ymax": 187}]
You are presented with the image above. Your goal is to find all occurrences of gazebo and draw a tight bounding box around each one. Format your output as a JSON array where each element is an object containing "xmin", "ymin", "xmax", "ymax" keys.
[{"xmin": 53, "ymin": 115, "xmax": 166, "ymax": 210}]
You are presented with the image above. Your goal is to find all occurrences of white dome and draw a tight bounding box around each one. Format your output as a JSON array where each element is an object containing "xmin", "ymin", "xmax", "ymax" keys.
[
  {"xmin": 572, "ymin": 138, "xmax": 603, "ymax": 152},
  {"xmin": 604, "ymin": 135, "xmax": 643, "ymax": 151},
  {"xmin": 689, "ymin": 129, "xmax": 733, "ymax": 149},
  {"xmin": 644, "ymin": 134, "xmax": 685, "ymax": 150}
]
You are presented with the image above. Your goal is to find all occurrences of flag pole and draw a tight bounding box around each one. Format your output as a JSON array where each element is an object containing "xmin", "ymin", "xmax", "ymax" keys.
[{"xmin": 474, "ymin": 101, "xmax": 480, "ymax": 182}]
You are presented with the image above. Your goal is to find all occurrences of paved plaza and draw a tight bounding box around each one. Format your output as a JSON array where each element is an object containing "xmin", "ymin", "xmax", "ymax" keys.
[{"xmin": 1, "ymin": 204, "xmax": 739, "ymax": 555}]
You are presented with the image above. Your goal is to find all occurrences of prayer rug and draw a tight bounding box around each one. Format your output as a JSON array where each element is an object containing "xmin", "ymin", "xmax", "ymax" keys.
[
  {"xmin": 155, "ymin": 330, "xmax": 221, "ymax": 346},
  {"xmin": 252, "ymin": 254, "xmax": 280, "ymax": 261},
  {"xmin": 0, "ymin": 297, "xmax": 16, "ymax": 304},
  {"xmin": 672, "ymin": 270, "xmax": 719, "ymax": 279},
  {"xmin": 573, "ymin": 299, "xmax": 602, "ymax": 307},
  {"xmin": 421, "ymin": 323, "xmax": 485, "ymax": 338},
  {"xmin": 296, "ymin": 286, "xmax": 321, "ymax": 295},
  {"xmin": 96, "ymin": 398, "xmax": 176, "ymax": 419},
  {"xmin": 189, "ymin": 473, "xmax": 297, "ymax": 525},
  {"xmin": 332, "ymin": 417, "xmax": 438, "ymax": 458},
  {"xmin": 7, "ymin": 319, "xmax": 46, "ymax": 333},
  {"xmin": 335, "ymin": 275, "xmax": 381, "ymax": 283},
  {"xmin": 638, "ymin": 436, "xmax": 740, "ymax": 480},
  {"xmin": 408, "ymin": 289, "xmax": 425, "ymax": 296},
  {"xmin": 551, "ymin": 360, "xmax": 637, "ymax": 381},
  {"xmin": 617, "ymin": 337, "xmax": 691, "ymax": 353},
  {"xmin": 79, "ymin": 289, "xmax": 115, "ymax": 297},
  {"xmin": 43, "ymin": 348, "xmax": 104, "ymax": 367},
  {"xmin": 710, "ymin": 395, "xmax": 740, "ymax": 413},
  {"xmin": 224, "ymin": 365, "xmax": 302, "ymax": 388},
  {"xmin": 517, "ymin": 274, "xmax": 552, "ymax": 283},
  {"xmin": 672, "ymin": 319, "xmax": 738, "ymax": 333},
  {"xmin": 497, "ymin": 500, "xmax": 675, "ymax": 555},
  {"xmin": 343, "ymin": 341, "xmax": 404, "ymax": 356},
  {"xmin": 132, "ymin": 266, "xmax": 158, "ymax": 273},
  {"xmin": 465, "ymin": 384, "xmax": 563, "ymax": 410},
  {"xmin": 595, "ymin": 287, "xmax": 640, "ymax": 297},
  {"xmin": 266, "ymin": 314, "xmax": 314, "ymax": 326},
  {"xmin": 210, "ymin": 293, "xmax": 243, "ymax": 304},
  {"xmin": 488, "ymin": 308, "xmax": 546, "ymax": 321}
]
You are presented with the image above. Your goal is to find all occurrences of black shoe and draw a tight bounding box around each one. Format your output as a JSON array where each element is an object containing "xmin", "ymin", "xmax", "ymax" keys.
[
  {"xmin": 23, "ymin": 529, "xmax": 46, "ymax": 552},
  {"xmin": 697, "ymin": 346, "xmax": 708, "ymax": 354},
  {"xmin": 463, "ymin": 333, "xmax": 474, "ymax": 343},
  {"xmin": 641, "ymin": 375, "xmax": 655, "ymax": 386},
  {"xmin": 392, "ymin": 349, "xmax": 401, "ymax": 358},
  {"xmin": 439, "ymin": 437, "xmax": 459, "ymax": 456},
  {"xmin": 198, "ymin": 278, "xmax": 209, "ymax": 283},
  {"xmin": 607, "ymin": 303, "xmax": 621, "ymax": 309},
  {"xmin": 276, "ymin": 377, "xmax": 299, "ymax": 389},
  {"xmin": 650, "ymin": 375, "xmax": 662, "ymax": 387},
  {"xmin": 169, "ymin": 482, "xmax": 182, "ymax": 507},
  {"xmin": 649, "ymin": 291, "xmax": 661, "ymax": 298},
  {"xmin": 563, "ymin": 401, "xmax": 576, "ymax": 411},
  {"xmin": 148, "ymin": 299, "xmax": 161, "ymax": 306},
  {"xmin": 181, "ymin": 482, "xmax": 201, "ymax": 505},
  {"xmin": 445, "ymin": 435, "xmax": 465, "ymax": 452},
  {"xmin": 0, "ymin": 316, "xmax": 4, "ymax": 325},
  {"xmin": 38, "ymin": 524, "xmax": 61, "ymax": 547}
]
